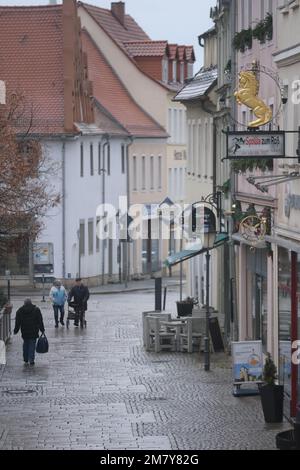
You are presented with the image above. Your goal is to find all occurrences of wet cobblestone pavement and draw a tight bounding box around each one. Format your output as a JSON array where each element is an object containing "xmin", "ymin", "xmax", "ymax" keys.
[{"xmin": 0, "ymin": 290, "xmax": 289, "ymax": 450}]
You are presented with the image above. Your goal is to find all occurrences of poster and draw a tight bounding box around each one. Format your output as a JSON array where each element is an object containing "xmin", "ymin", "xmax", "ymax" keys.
[
  {"xmin": 279, "ymin": 341, "xmax": 291, "ymax": 396},
  {"xmin": 232, "ymin": 341, "xmax": 263, "ymax": 384}
]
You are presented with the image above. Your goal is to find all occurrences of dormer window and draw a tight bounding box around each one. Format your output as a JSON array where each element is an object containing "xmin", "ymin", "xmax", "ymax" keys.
[
  {"xmin": 180, "ymin": 62, "xmax": 185, "ymax": 83},
  {"xmin": 172, "ymin": 60, "xmax": 177, "ymax": 82},
  {"xmin": 187, "ymin": 63, "xmax": 194, "ymax": 79},
  {"xmin": 162, "ymin": 57, "xmax": 168, "ymax": 83}
]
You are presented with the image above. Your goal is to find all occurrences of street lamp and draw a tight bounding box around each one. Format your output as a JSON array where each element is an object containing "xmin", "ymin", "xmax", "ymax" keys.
[{"xmin": 199, "ymin": 206, "xmax": 217, "ymax": 372}]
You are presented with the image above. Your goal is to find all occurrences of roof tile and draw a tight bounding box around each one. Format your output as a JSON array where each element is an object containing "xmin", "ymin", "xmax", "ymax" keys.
[
  {"xmin": 0, "ymin": 5, "xmax": 66, "ymax": 134},
  {"xmin": 82, "ymin": 31, "xmax": 167, "ymax": 138}
]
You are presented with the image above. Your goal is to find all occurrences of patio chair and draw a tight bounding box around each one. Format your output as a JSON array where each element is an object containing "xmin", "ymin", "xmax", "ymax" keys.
[
  {"xmin": 142, "ymin": 311, "xmax": 171, "ymax": 348},
  {"xmin": 146, "ymin": 316, "xmax": 176, "ymax": 353},
  {"xmin": 179, "ymin": 317, "xmax": 203, "ymax": 353}
]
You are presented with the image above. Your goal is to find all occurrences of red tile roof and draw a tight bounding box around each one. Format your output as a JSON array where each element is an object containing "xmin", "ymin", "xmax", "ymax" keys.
[
  {"xmin": 82, "ymin": 31, "xmax": 167, "ymax": 139},
  {"xmin": 0, "ymin": 5, "xmax": 66, "ymax": 135},
  {"xmin": 185, "ymin": 46, "xmax": 196, "ymax": 62},
  {"xmin": 124, "ymin": 40, "xmax": 168, "ymax": 58},
  {"xmin": 177, "ymin": 46, "xmax": 186, "ymax": 61},
  {"xmin": 80, "ymin": 2, "xmax": 149, "ymax": 53},
  {"xmin": 168, "ymin": 44, "xmax": 178, "ymax": 60}
]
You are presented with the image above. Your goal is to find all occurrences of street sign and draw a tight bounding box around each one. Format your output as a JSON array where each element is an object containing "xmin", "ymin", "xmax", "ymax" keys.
[
  {"xmin": 5, "ymin": 270, "xmax": 11, "ymax": 281},
  {"xmin": 226, "ymin": 131, "xmax": 285, "ymax": 159}
]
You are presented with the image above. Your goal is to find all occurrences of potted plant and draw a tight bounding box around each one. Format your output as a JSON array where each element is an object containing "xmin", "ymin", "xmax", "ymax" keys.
[
  {"xmin": 260, "ymin": 353, "xmax": 284, "ymax": 423},
  {"xmin": 176, "ymin": 297, "xmax": 198, "ymax": 318}
]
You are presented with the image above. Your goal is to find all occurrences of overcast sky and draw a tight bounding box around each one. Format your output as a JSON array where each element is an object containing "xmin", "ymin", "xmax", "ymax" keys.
[{"xmin": 0, "ymin": 0, "xmax": 216, "ymax": 71}]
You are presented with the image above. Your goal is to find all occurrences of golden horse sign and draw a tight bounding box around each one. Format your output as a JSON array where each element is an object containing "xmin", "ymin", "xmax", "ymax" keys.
[{"xmin": 234, "ymin": 71, "xmax": 273, "ymax": 128}]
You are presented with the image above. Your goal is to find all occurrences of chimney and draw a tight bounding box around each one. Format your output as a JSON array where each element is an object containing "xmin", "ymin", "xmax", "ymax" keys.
[{"xmin": 111, "ymin": 2, "xmax": 125, "ymax": 26}]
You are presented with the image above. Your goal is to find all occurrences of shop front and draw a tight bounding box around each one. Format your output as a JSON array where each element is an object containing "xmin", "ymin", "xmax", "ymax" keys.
[{"xmin": 276, "ymin": 243, "xmax": 300, "ymax": 418}]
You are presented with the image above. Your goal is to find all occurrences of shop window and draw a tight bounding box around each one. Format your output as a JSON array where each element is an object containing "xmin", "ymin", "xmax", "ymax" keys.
[{"xmin": 278, "ymin": 247, "xmax": 292, "ymax": 402}]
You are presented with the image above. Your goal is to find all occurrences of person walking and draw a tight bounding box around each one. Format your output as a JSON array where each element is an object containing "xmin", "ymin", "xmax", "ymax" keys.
[
  {"xmin": 13, "ymin": 298, "xmax": 45, "ymax": 366},
  {"xmin": 49, "ymin": 280, "xmax": 67, "ymax": 327},
  {"xmin": 67, "ymin": 278, "xmax": 90, "ymax": 327}
]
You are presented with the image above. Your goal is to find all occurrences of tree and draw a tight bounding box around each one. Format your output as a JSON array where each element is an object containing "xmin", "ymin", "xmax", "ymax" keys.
[{"xmin": 0, "ymin": 91, "xmax": 60, "ymax": 258}]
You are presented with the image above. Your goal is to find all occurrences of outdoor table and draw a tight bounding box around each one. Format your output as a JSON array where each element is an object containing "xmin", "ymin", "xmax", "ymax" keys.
[{"xmin": 160, "ymin": 319, "xmax": 187, "ymax": 351}]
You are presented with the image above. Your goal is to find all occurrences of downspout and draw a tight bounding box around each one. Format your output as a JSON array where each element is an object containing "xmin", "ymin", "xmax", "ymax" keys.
[
  {"xmin": 124, "ymin": 137, "xmax": 134, "ymax": 287},
  {"xmin": 62, "ymin": 140, "xmax": 66, "ymax": 279},
  {"xmin": 101, "ymin": 135, "xmax": 109, "ymax": 286}
]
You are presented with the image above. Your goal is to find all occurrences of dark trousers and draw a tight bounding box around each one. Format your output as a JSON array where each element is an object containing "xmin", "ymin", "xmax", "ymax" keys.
[
  {"xmin": 53, "ymin": 305, "xmax": 65, "ymax": 324},
  {"xmin": 23, "ymin": 339, "xmax": 36, "ymax": 364}
]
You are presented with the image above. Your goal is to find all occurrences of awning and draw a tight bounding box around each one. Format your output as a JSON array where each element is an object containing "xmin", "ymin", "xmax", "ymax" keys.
[{"xmin": 164, "ymin": 233, "xmax": 229, "ymax": 267}]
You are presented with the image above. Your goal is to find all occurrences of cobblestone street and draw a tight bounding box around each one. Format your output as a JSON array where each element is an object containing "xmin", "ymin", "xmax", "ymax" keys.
[{"xmin": 0, "ymin": 289, "xmax": 289, "ymax": 450}]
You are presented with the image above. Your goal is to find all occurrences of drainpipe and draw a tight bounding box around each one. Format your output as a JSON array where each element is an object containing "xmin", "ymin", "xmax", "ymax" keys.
[
  {"xmin": 62, "ymin": 140, "xmax": 66, "ymax": 279},
  {"xmin": 101, "ymin": 135, "xmax": 109, "ymax": 286},
  {"xmin": 124, "ymin": 137, "xmax": 133, "ymax": 288}
]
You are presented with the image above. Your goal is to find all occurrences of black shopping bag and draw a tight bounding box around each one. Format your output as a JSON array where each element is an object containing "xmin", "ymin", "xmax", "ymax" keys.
[{"xmin": 36, "ymin": 334, "xmax": 49, "ymax": 354}]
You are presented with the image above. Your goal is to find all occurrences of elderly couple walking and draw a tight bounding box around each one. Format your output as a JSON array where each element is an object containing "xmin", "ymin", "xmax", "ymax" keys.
[{"xmin": 49, "ymin": 278, "xmax": 90, "ymax": 328}]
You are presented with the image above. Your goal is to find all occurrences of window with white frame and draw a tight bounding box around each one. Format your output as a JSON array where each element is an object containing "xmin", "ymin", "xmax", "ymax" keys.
[
  {"xmin": 261, "ymin": 0, "xmax": 265, "ymax": 19},
  {"xmin": 121, "ymin": 145, "xmax": 126, "ymax": 174},
  {"xmin": 142, "ymin": 156, "xmax": 146, "ymax": 190},
  {"xmin": 248, "ymin": 0, "xmax": 252, "ymax": 27},
  {"xmin": 133, "ymin": 156, "xmax": 137, "ymax": 191},
  {"xmin": 173, "ymin": 109, "xmax": 177, "ymax": 144},
  {"xmin": 162, "ymin": 57, "xmax": 168, "ymax": 83},
  {"xmin": 79, "ymin": 220, "xmax": 85, "ymax": 256},
  {"xmin": 187, "ymin": 63, "xmax": 193, "ymax": 79},
  {"xmin": 241, "ymin": 0, "xmax": 245, "ymax": 29},
  {"xmin": 90, "ymin": 143, "xmax": 94, "ymax": 176},
  {"xmin": 158, "ymin": 156, "xmax": 162, "ymax": 189},
  {"xmin": 150, "ymin": 156, "xmax": 154, "ymax": 190},
  {"xmin": 98, "ymin": 142, "xmax": 101, "ymax": 175},
  {"xmin": 180, "ymin": 62, "xmax": 185, "ymax": 83},
  {"xmin": 88, "ymin": 219, "xmax": 94, "ymax": 255},
  {"xmin": 172, "ymin": 60, "xmax": 177, "ymax": 82},
  {"xmin": 80, "ymin": 143, "xmax": 84, "ymax": 177},
  {"xmin": 96, "ymin": 216, "xmax": 100, "ymax": 252}
]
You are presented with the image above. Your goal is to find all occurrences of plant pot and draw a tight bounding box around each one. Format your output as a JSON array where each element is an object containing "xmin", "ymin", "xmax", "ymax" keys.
[
  {"xmin": 176, "ymin": 302, "xmax": 193, "ymax": 317},
  {"xmin": 260, "ymin": 384, "xmax": 284, "ymax": 423}
]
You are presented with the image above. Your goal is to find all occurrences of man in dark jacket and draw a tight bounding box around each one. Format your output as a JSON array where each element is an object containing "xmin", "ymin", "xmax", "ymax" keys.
[
  {"xmin": 68, "ymin": 278, "xmax": 90, "ymax": 327},
  {"xmin": 14, "ymin": 298, "xmax": 45, "ymax": 365}
]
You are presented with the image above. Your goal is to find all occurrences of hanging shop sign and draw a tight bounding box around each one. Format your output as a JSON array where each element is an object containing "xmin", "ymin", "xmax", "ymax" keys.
[
  {"xmin": 232, "ymin": 341, "xmax": 263, "ymax": 396},
  {"xmin": 227, "ymin": 131, "xmax": 285, "ymax": 159}
]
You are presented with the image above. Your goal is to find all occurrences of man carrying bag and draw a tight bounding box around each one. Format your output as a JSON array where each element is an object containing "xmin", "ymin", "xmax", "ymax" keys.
[{"xmin": 14, "ymin": 298, "xmax": 45, "ymax": 366}]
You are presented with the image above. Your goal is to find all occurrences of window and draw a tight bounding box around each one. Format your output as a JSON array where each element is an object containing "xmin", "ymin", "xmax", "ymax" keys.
[
  {"xmin": 150, "ymin": 156, "xmax": 154, "ymax": 190},
  {"xmin": 79, "ymin": 221, "xmax": 85, "ymax": 256},
  {"xmin": 133, "ymin": 156, "xmax": 137, "ymax": 191},
  {"xmin": 98, "ymin": 143, "xmax": 102, "ymax": 174},
  {"xmin": 80, "ymin": 143, "xmax": 84, "ymax": 177},
  {"xmin": 173, "ymin": 109, "xmax": 177, "ymax": 143},
  {"xmin": 241, "ymin": 0, "xmax": 245, "ymax": 29},
  {"xmin": 172, "ymin": 60, "xmax": 177, "ymax": 82},
  {"xmin": 90, "ymin": 143, "xmax": 94, "ymax": 176},
  {"xmin": 142, "ymin": 156, "xmax": 146, "ymax": 190},
  {"xmin": 121, "ymin": 145, "xmax": 126, "ymax": 174},
  {"xmin": 248, "ymin": 0, "xmax": 252, "ymax": 27},
  {"xmin": 158, "ymin": 156, "xmax": 162, "ymax": 190},
  {"xmin": 180, "ymin": 62, "xmax": 185, "ymax": 83},
  {"xmin": 88, "ymin": 220, "xmax": 94, "ymax": 255},
  {"xmin": 162, "ymin": 57, "xmax": 168, "ymax": 83},
  {"xmin": 261, "ymin": 0, "xmax": 265, "ymax": 20},
  {"xmin": 267, "ymin": 0, "xmax": 273, "ymax": 14},
  {"xmin": 96, "ymin": 216, "xmax": 100, "ymax": 252},
  {"xmin": 107, "ymin": 144, "xmax": 111, "ymax": 176},
  {"xmin": 187, "ymin": 63, "xmax": 193, "ymax": 79}
]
